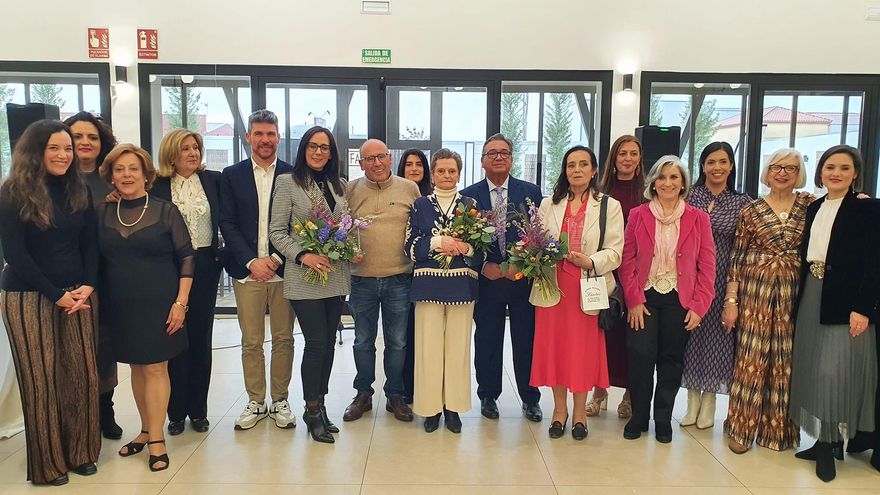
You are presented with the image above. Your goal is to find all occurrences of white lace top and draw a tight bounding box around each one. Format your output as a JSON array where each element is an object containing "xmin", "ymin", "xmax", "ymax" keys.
[{"xmin": 170, "ymin": 173, "xmax": 213, "ymax": 249}]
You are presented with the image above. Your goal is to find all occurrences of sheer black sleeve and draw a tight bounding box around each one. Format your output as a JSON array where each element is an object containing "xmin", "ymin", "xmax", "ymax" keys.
[
  {"xmin": 166, "ymin": 202, "xmax": 195, "ymax": 279},
  {"xmin": 79, "ymin": 191, "xmax": 99, "ymax": 287}
]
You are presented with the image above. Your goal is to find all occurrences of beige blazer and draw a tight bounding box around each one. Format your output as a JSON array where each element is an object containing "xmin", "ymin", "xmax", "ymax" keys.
[{"xmin": 528, "ymin": 192, "xmax": 624, "ymax": 314}]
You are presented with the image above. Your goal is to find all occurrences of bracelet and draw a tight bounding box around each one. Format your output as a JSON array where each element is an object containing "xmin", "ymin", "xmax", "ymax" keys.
[
  {"xmin": 725, "ymin": 297, "xmax": 737, "ymax": 306},
  {"xmin": 174, "ymin": 301, "xmax": 189, "ymax": 312}
]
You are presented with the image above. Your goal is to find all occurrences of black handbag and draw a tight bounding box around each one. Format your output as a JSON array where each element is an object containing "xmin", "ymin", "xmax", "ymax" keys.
[{"xmin": 596, "ymin": 195, "xmax": 624, "ymax": 331}]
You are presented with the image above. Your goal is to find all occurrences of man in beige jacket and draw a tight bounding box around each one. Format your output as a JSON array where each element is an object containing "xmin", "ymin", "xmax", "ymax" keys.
[{"xmin": 343, "ymin": 139, "xmax": 421, "ymax": 423}]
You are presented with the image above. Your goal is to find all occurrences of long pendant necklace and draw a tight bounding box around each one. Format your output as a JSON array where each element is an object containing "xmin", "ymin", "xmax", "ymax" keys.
[{"xmin": 117, "ymin": 194, "xmax": 150, "ymax": 227}]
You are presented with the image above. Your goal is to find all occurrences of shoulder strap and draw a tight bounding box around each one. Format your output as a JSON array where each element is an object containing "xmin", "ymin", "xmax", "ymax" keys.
[{"xmin": 597, "ymin": 194, "xmax": 609, "ymax": 250}]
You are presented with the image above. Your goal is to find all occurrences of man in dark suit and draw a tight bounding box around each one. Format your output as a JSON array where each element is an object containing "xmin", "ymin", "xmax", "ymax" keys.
[
  {"xmin": 220, "ymin": 109, "xmax": 297, "ymax": 431},
  {"xmin": 461, "ymin": 133, "xmax": 543, "ymax": 422}
]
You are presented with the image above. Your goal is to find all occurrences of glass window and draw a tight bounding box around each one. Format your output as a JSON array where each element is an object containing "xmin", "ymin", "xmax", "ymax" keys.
[
  {"xmin": 150, "ymin": 75, "xmax": 251, "ymax": 171},
  {"xmin": 0, "ymin": 71, "xmax": 103, "ymax": 178},
  {"xmin": 265, "ymin": 83, "xmax": 368, "ymax": 178},
  {"xmin": 649, "ymin": 82, "xmax": 750, "ymax": 188},
  {"xmin": 386, "ymin": 86, "xmax": 487, "ymax": 188},
  {"xmin": 757, "ymin": 90, "xmax": 864, "ymax": 195},
  {"xmin": 501, "ymin": 81, "xmax": 602, "ymax": 195}
]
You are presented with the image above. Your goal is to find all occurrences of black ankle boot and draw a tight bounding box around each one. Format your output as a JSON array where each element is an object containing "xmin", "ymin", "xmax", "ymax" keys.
[
  {"xmin": 99, "ymin": 391, "xmax": 123, "ymax": 440},
  {"xmin": 424, "ymin": 413, "xmax": 441, "ymax": 433},
  {"xmin": 319, "ymin": 397, "xmax": 339, "ymax": 433},
  {"xmin": 796, "ymin": 439, "xmax": 843, "ymax": 461},
  {"xmin": 443, "ymin": 408, "xmax": 461, "ymax": 433},
  {"xmin": 303, "ymin": 406, "xmax": 334, "ymax": 443},
  {"xmin": 847, "ymin": 430, "xmax": 876, "ymax": 453},
  {"xmin": 815, "ymin": 441, "xmax": 837, "ymax": 482}
]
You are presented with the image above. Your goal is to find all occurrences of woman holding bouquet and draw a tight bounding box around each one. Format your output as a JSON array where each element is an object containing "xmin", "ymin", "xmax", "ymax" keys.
[
  {"xmin": 529, "ymin": 145, "xmax": 624, "ymax": 440},
  {"xmin": 269, "ymin": 126, "xmax": 350, "ymax": 444},
  {"xmin": 405, "ymin": 148, "xmax": 485, "ymax": 434}
]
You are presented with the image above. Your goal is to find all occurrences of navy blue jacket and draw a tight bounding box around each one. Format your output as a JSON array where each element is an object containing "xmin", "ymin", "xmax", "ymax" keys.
[
  {"xmin": 219, "ymin": 158, "xmax": 294, "ymax": 280},
  {"xmin": 460, "ymin": 176, "xmax": 543, "ymax": 264}
]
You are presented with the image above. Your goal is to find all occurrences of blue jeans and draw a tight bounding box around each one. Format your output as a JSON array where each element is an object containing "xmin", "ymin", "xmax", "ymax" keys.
[{"xmin": 350, "ymin": 273, "xmax": 412, "ymax": 397}]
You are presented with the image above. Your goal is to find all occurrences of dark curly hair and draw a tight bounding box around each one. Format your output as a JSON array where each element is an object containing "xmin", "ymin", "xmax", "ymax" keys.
[{"xmin": 63, "ymin": 111, "xmax": 118, "ymax": 169}]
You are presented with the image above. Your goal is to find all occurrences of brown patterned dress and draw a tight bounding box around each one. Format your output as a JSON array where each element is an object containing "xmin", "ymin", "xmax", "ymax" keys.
[{"xmin": 723, "ymin": 196, "xmax": 808, "ymax": 451}]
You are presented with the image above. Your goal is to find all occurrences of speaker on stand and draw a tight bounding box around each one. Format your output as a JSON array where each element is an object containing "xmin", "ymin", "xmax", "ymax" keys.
[{"xmin": 635, "ymin": 125, "xmax": 681, "ymax": 167}]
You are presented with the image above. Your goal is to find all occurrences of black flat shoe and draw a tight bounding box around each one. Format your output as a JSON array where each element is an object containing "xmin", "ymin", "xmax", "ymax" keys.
[
  {"xmin": 303, "ymin": 407, "xmax": 334, "ymax": 443},
  {"xmin": 623, "ymin": 419, "xmax": 647, "ymax": 440},
  {"xmin": 118, "ymin": 430, "xmax": 149, "ymax": 457},
  {"xmin": 480, "ymin": 398, "xmax": 499, "ymax": 419},
  {"xmin": 655, "ymin": 422, "xmax": 673, "ymax": 444},
  {"xmin": 424, "ymin": 413, "xmax": 441, "ymax": 433},
  {"xmin": 548, "ymin": 415, "xmax": 568, "ymax": 439},
  {"xmin": 167, "ymin": 420, "xmax": 185, "ymax": 436},
  {"xmin": 847, "ymin": 430, "xmax": 875, "ymax": 453},
  {"xmin": 444, "ymin": 409, "xmax": 462, "ymax": 434},
  {"xmin": 72, "ymin": 463, "xmax": 97, "ymax": 476},
  {"xmin": 572, "ymin": 422, "xmax": 588, "ymax": 441},
  {"xmin": 796, "ymin": 440, "xmax": 844, "ymax": 461},
  {"xmin": 43, "ymin": 474, "xmax": 69, "ymax": 486},
  {"xmin": 147, "ymin": 439, "xmax": 169, "ymax": 472},
  {"xmin": 190, "ymin": 418, "xmax": 210, "ymax": 433},
  {"xmin": 522, "ymin": 403, "xmax": 543, "ymax": 422}
]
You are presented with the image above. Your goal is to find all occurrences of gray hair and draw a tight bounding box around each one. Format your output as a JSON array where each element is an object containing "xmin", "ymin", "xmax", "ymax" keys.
[
  {"xmin": 643, "ymin": 155, "xmax": 691, "ymax": 200},
  {"xmin": 430, "ymin": 148, "xmax": 463, "ymax": 173},
  {"xmin": 248, "ymin": 109, "xmax": 278, "ymax": 132},
  {"xmin": 482, "ymin": 133, "xmax": 513, "ymax": 154},
  {"xmin": 760, "ymin": 147, "xmax": 807, "ymax": 189}
]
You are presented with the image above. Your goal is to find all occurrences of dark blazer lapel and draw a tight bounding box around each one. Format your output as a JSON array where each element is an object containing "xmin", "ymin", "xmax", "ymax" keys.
[
  {"xmin": 476, "ymin": 179, "xmax": 493, "ymax": 211},
  {"xmin": 242, "ymin": 159, "xmax": 259, "ymax": 213},
  {"xmin": 826, "ymin": 192, "xmax": 856, "ymax": 260}
]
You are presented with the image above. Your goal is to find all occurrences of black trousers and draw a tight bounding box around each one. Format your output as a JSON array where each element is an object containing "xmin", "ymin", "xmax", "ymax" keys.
[
  {"xmin": 291, "ymin": 296, "xmax": 344, "ymax": 402},
  {"xmin": 473, "ymin": 277, "xmax": 540, "ymax": 405},
  {"xmin": 168, "ymin": 248, "xmax": 221, "ymax": 421},
  {"xmin": 626, "ymin": 289, "xmax": 689, "ymax": 431},
  {"xmin": 402, "ymin": 302, "xmax": 416, "ymax": 400}
]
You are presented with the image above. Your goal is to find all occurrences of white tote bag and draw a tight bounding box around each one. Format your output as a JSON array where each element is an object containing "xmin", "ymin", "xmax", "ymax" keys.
[{"xmin": 580, "ymin": 270, "xmax": 609, "ymax": 313}]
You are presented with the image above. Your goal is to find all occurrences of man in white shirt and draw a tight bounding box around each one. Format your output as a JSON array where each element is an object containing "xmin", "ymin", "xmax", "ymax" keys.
[{"xmin": 219, "ymin": 110, "xmax": 297, "ymax": 431}]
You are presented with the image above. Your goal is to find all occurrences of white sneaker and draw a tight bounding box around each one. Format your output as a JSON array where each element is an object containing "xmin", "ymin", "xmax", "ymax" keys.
[
  {"xmin": 234, "ymin": 400, "xmax": 269, "ymax": 430},
  {"xmin": 269, "ymin": 399, "xmax": 296, "ymax": 429}
]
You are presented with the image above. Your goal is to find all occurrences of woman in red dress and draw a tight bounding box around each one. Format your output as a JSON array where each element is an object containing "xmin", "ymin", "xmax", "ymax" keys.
[{"xmin": 530, "ymin": 145, "xmax": 624, "ymax": 440}]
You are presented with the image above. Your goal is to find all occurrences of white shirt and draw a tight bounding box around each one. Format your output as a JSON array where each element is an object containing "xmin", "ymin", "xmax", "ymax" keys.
[
  {"xmin": 807, "ymin": 196, "xmax": 844, "ymax": 263},
  {"xmin": 170, "ymin": 173, "xmax": 213, "ymax": 249},
  {"xmin": 238, "ymin": 158, "xmax": 283, "ymax": 283}
]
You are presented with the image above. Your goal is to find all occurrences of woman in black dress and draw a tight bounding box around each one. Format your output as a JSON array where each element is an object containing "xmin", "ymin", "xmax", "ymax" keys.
[{"xmin": 96, "ymin": 144, "xmax": 194, "ymax": 472}]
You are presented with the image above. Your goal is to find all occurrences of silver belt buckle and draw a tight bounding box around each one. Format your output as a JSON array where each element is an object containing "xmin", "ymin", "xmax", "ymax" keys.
[{"xmin": 809, "ymin": 262, "xmax": 825, "ymax": 279}]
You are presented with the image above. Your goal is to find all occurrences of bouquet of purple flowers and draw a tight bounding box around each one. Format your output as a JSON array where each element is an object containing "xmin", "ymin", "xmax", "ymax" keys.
[
  {"xmin": 500, "ymin": 199, "xmax": 568, "ymax": 300},
  {"xmin": 293, "ymin": 206, "xmax": 372, "ymax": 285}
]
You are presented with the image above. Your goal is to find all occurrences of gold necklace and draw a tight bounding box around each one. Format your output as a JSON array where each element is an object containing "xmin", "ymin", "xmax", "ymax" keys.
[{"xmin": 117, "ymin": 194, "xmax": 149, "ymax": 227}]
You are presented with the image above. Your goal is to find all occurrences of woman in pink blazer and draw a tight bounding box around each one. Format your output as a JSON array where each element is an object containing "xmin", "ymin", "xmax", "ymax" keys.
[{"xmin": 618, "ymin": 155, "xmax": 716, "ymax": 444}]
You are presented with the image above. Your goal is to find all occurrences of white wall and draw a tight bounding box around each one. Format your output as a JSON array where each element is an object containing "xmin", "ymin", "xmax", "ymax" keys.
[{"xmin": 4, "ymin": 0, "xmax": 879, "ymax": 144}]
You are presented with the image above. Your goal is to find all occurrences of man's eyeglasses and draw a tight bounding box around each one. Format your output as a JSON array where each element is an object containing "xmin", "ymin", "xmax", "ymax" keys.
[
  {"xmin": 482, "ymin": 150, "xmax": 512, "ymax": 160},
  {"xmin": 360, "ymin": 152, "xmax": 391, "ymax": 165},
  {"xmin": 769, "ymin": 164, "xmax": 799, "ymax": 174},
  {"xmin": 307, "ymin": 143, "xmax": 331, "ymax": 154}
]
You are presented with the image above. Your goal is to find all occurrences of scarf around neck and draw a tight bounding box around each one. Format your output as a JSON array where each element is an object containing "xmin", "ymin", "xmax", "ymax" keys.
[{"xmin": 648, "ymin": 197, "xmax": 685, "ymax": 278}]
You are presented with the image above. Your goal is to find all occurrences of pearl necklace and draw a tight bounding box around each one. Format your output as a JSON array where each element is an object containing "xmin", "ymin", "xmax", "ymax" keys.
[{"xmin": 117, "ymin": 194, "xmax": 149, "ymax": 227}]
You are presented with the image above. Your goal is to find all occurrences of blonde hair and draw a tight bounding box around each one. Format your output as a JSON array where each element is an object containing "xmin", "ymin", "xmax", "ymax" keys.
[
  {"xmin": 157, "ymin": 128, "xmax": 205, "ymax": 177},
  {"xmin": 760, "ymin": 148, "xmax": 806, "ymax": 189},
  {"xmin": 99, "ymin": 144, "xmax": 158, "ymax": 190}
]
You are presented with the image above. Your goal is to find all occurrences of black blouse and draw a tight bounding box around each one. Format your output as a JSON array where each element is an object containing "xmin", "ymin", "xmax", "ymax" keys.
[{"xmin": 0, "ymin": 175, "xmax": 98, "ymax": 302}]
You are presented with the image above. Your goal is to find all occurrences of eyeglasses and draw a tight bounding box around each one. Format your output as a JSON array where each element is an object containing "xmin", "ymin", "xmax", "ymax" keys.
[
  {"xmin": 360, "ymin": 152, "xmax": 390, "ymax": 165},
  {"xmin": 769, "ymin": 164, "xmax": 799, "ymax": 174},
  {"xmin": 307, "ymin": 143, "xmax": 331, "ymax": 154},
  {"xmin": 482, "ymin": 150, "xmax": 512, "ymax": 160}
]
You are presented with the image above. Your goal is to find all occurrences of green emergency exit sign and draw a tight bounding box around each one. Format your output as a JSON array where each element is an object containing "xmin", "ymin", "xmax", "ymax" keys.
[{"xmin": 362, "ymin": 49, "xmax": 392, "ymax": 64}]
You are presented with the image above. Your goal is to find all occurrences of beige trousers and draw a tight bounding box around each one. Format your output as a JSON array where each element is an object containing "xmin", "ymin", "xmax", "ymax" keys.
[
  {"xmin": 233, "ymin": 281, "xmax": 295, "ymax": 402},
  {"xmin": 413, "ymin": 302, "xmax": 475, "ymax": 416}
]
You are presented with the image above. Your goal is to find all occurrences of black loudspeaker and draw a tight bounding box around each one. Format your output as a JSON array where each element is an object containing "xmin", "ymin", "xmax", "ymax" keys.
[
  {"xmin": 635, "ymin": 125, "xmax": 681, "ymax": 167},
  {"xmin": 6, "ymin": 103, "xmax": 61, "ymax": 152}
]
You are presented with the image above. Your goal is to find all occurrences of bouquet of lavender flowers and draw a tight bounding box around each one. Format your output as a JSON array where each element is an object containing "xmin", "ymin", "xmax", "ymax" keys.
[
  {"xmin": 293, "ymin": 206, "xmax": 372, "ymax": 285},
  {"xmin": 433, "ymin": 203, "xmax": 497, "ymax": 270},
  {"xmin": 500, "ymin": 199, "xmax": 568, "ymax": 300}
]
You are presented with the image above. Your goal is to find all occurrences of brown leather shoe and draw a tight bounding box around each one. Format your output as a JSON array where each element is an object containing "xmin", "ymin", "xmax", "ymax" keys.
[
  {"xmin": 385, "ymin": 396, "xmax": 414, "ymax": 422},
  {"xmin": 343, "ymin": 393, "xmax": 372, "ymax": 422}
]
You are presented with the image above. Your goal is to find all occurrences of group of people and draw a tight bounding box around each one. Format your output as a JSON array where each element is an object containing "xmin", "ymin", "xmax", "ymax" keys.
[{"xmin": 0, "ymin": 108, "xmax": 878, "ymax": 486}]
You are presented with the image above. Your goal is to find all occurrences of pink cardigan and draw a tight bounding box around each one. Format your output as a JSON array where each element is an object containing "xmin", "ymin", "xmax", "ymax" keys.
[{"xmin": 618, "ymin": 202, "xmax": 716, "ymax": 317}]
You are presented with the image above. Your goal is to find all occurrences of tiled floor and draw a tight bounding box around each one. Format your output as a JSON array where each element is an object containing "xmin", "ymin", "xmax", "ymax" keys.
[{"xmin": 1, "ymin": 317, "xmax": 879, "ymax": 494}]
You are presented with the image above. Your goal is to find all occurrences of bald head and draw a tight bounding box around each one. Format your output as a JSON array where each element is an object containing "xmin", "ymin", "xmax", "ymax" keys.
[{"xmin": 359, "ymin": 139, "xmax": 392, "ymax": 182}]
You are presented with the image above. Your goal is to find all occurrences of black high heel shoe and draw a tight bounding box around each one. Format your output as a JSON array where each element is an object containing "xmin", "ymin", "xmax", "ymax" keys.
[
  {"xmin": 548, "ymin": 415, "xmax": 568, "ymax": 439},
  {"xmin": 319, "ymin": 398, "xmax": 339, "ymax": 433},
  {"xmin": 796, "ymin": 440, "xmax": 844, "ymax": 461},
  {"xmin": 118, "ymin": 430, "xmax": 149, "ymax": 457},
  {"xmin": 303, "ymin": 407, "xmax": 334, "ymax": 443},
  {"xmin": 147, "ymin": 439, "xmax": 169, "ymax": 472}
]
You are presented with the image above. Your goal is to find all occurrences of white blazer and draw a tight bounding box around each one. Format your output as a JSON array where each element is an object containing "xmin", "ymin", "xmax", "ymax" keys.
[{"xmin": 528, "ymin": 192, "xmax": 624, "ymax": 313}]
